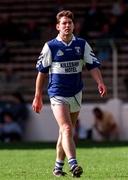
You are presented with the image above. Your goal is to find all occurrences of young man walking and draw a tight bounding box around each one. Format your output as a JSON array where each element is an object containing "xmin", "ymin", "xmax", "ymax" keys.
[{"xmin": 32, "ymin": 10, "xmax": 107, "ymax": 177}]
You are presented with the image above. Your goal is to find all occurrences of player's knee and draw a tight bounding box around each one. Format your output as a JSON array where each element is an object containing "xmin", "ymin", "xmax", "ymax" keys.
[{"xmin": 61, "ymin": 124, "xmax": 73, "ymax": 137}]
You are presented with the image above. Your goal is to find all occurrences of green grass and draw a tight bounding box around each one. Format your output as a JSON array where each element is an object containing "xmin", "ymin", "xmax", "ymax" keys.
[{"xmin": 0, "ymin": 141, "xmax": 128, "ymax": 180}]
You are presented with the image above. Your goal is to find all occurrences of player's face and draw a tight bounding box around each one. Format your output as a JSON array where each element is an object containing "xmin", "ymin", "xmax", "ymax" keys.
[{"xmin": 56, "ymin": 16, "xmax": 74, "ymax": 36}]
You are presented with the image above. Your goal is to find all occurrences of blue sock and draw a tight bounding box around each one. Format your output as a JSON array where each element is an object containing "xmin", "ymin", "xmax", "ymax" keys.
[
  {"xmin": 54, "ymin": 160, "xmax": 64, "ymax": 171},
  {"xmin": 68, "ymin": 157, "xmax": 78, "ymax": 170}
]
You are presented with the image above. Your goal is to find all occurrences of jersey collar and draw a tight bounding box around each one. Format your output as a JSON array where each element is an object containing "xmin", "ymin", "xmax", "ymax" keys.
[{"xmin": 56, "ymin": 34, "xmax": 76, "ymax": 46}]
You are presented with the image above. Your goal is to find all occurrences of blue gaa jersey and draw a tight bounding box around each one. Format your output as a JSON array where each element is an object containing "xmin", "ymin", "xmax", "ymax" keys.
[{"xmin": 36, "ymin": 35, "xmax": 100, "ymax": 97}]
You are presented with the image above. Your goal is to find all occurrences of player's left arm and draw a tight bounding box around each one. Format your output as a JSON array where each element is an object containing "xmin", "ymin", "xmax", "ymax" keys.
[
  {"xmin": 83, "ymin": 41, "xmax": 107, "ymax": 97},
  {"xmin": 90, "ymin": 68, "xmax": 107, "ymax": 97}
]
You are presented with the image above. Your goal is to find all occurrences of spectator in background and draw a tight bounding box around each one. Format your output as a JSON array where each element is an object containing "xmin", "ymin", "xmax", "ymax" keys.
[
  {"xmin": 96, "ymin": 23, "xmax": 111, "ymax": 62},
  {"xmin": 10, "ymin": 92, "xmax": 29, "ymax": 131},
  {"xmin": 111, "ymin": 0, "xmax": 126, "ymax": 16},
  {"xmin": 0, "ymin": 38, "xmax": 11, "ymax": 64},
  {"xmin": 81, "ymin": 0, "xmax": 106, "ymax": 39},
  {"xmin": 123, "ymin": 0, "xmax": 128, "ymax": 4},
  {"xmin": 74, "ymin": 19, "xmax": 84, "ymax": 37},
  {"xmin": 0, "ymin": 111, "xmax": 22, "ymax": 142},
  {"xmin": 108, "ymin": 14, "xmax": 123, "ymax": 39},
  {"xmin": 0, "ymin": 14, "xmax": 20, "ymax": 41},
  {"xmin": 109, "ymin": 0, "xmax": 127, "ymax": 39},
  {"xmin": 118, "ymin": 2, "xmax": 128, "ymax": 38},
  {"xmin": 0, "ymin": 91, "xmax": 29, "ymax": 135},
  {"xmin": 0, "ymin": 64, "xmax": 21, "ymax": 92},
  {"xmin": 26, "ymin": 20, "xmax": 41, "ymax": 41},
  {"xmin": 55, "ymin": 0, "xmax": 66, "ymax": 13},
  {"xmin": 19, "ymin": 20, "xmax": 41, "ymax": 46},
  {"xmin": 92, "ymin": 107, "xmax": 119, "ymax": 141}
]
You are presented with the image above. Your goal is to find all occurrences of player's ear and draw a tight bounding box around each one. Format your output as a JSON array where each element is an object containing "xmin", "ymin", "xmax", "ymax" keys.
[{"xmin": 56, "ymin": 24, "xmax": 59, "ymax": 31}]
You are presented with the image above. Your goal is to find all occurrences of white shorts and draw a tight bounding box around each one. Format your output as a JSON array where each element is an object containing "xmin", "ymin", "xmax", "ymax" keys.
[{"xmin": 50, "ymin": 91, "xmax": 82, "ymax": 113}]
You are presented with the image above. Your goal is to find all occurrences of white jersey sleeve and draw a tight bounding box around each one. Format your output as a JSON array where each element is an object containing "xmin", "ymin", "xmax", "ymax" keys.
[
  {"xmin": 83, "ymin": 42, "xmax": 100, "ymax": 70},
  {"xmin": 36, "ymin": 43, "xmax": 52, "ymax": 72}
]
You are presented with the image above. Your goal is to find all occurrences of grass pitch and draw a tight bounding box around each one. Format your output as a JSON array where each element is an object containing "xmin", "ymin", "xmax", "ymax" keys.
[{"xmin": 0, "ymin": 141, "xmax": 128, "ymax": 180}]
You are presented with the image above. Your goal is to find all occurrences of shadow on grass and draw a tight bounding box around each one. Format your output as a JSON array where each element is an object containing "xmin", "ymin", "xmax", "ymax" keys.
[{"xmin": 0, "ymin": 140, "xmax": 128, "ymax": 150}]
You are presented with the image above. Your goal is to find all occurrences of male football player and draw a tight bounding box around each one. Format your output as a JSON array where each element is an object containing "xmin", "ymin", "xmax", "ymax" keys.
[{"xmin": 32, "ymin": 10, "xmax": 107, "ymax": 177}]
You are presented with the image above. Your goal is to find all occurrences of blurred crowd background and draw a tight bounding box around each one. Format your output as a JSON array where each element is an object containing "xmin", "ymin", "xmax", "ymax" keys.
[{"xmin": 0, "ymin": 0, "xmax": 128, "ymax": 142}]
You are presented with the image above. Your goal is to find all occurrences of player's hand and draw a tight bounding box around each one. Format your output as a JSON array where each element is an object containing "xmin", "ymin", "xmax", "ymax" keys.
[
  {"xmin": 98, "ymin": 83, "xmax": 107, "ymax": 97},
  {"xmin": 32, "ymin": 96, "xmax": 43, "ymax": 113}
]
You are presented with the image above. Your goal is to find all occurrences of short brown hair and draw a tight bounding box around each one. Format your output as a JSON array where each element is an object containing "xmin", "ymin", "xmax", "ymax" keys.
[{"xmin": 56, "ymin": 10, "xmax": 74, "ymax": 23}]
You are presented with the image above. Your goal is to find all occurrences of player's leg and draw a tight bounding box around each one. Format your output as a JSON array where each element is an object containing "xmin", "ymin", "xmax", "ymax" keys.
[
  {"xmin": 53, "ymin": 130, "xmax": 66, "ymax": 177},
  {"xmin": 70, "ymin": 112, "xmax": 79, "ymax": 143},
  {"xmin": 54, "ymin": 108, "xmax": 80, "ymax": 161},
  {"xmin": 53, "ymin": 111, "xmax": 79, "ymax": 176},
  {"xmin": 50, "ymin": 96, "xmax": 72, "ymax": 176},
  {"xmin": 68, "ymin": 112, "xmax": 83, "ymax": 177},
  {"xmin": 52, "ymin": 103, "xmax": 76, "ymax": 159},
  {"xmin": 55, "ymin": 112, "xmax": 79, "ymax": 160},
  {"xmin": 53, "ymin": 106, "xmax": 83, "ymax": 177},
  {"xmin": 56, "ymin": 130, "xmax": 65, "ymax": 161},
  {"xmin": 52, "ymin": 103, "xmax": 75, "ymax": 176},
  {"xmin": 52, "ymin": 91, "xmax": 83, "ymax": 177}
]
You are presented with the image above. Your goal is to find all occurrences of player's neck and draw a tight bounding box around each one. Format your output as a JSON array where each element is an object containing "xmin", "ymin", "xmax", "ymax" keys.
[{"xmin": 59, "ymin": 33, "xmax": 73, "ymax": 44}]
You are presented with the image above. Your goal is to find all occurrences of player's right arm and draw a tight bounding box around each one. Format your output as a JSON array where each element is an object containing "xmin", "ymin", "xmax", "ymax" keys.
[
  {"xmin": 32, "ymin": 43, "xmax": 52, "ymax": 113},
  {"xmin": 32, "ymin": 72, "xmax": 47, "ymax": 113}
]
